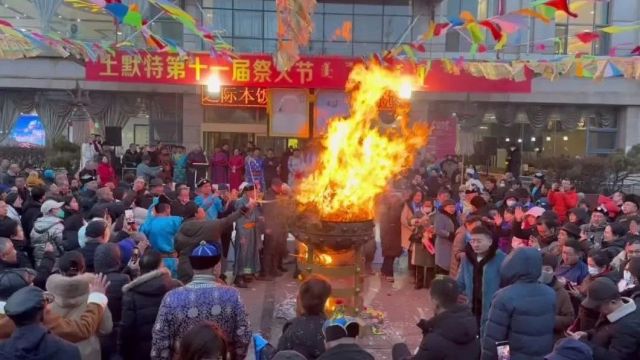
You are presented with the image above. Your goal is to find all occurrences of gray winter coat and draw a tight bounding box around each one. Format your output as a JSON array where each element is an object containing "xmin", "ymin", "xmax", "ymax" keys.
[
  {"xmin": 481, "ymin": 248, "xmax": 556, "ymax": 360},
  {"xmin": 434, "ymin": 211, "xmax": 456, "ymax": 271},
  {"xmin": 30, "ymin": 215, "xmax": 64, "ymax": 266}
]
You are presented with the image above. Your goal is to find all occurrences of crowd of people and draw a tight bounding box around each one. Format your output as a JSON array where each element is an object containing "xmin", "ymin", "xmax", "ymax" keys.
[
  {"xmin": 379, "ymin": 159, "xmax": 640, "ymax": 359},
  {"xmin": 1, "ymin": 143, "xmax": 640, "ymax": 359}
]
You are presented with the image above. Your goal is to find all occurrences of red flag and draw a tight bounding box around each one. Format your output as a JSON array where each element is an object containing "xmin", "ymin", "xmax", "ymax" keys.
[
  {"xmin": 433, "ymin": 23, "xmax": 450, "ymax": 37},
  {"xmin": 631, "ymin": 46, "xmax": 640, "ymax": 56},
  {"xmin": 479, "ymin": 20, "xmax": 503, "ymax": 42},
  {"xmin": 575, "ymin": 31, "xmax": 600, "ymax": 44},
  {"xmin": 544, "ymin": 0, "xmax": 578, "ymax": 18}
]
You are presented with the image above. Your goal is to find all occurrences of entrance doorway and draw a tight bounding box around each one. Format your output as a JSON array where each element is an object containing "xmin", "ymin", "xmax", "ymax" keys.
[{"xmin": 202, "ymin": 132, "xmax": 253, "ymax": 155}]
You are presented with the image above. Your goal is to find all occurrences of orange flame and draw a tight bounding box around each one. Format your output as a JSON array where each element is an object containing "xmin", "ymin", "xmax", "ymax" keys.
[{"xmin": 296, "ymin": 63, "xmax": 430, "ymax": 222}]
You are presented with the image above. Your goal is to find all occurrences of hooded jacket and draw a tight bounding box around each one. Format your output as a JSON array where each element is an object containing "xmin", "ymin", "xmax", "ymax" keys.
[
  {"xmin": 585, "ymin": 297, "xmax": 640, "ymax": 360},
  {"xmin": 30, "ymin": 215, "xmax": 64, "ymax": 266},
  {"xmin": 0, "ymin": 323, "xmax": 81, "ymax": 360},
  {"xmin": 46, "ymin": 273, "xmax": 113, "ymax": 360},
  {"xmin": 120, "ymin": 268, "xmax": 181, "ymax": 360},
  {"xmin": 174, "ymin": 211, "xmax": 242, "ymax": 283},
  {"xmin": 481, "ymin": 248, "xmax": 556, "ymax": 360},
  {"xmin": 411, "ymin": 304, "xmax": 480, "ymax": 359}
]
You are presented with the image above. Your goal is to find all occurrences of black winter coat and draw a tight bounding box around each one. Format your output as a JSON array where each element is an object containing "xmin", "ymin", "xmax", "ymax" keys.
[
  {"xmin": 277, "ymin": 315, "xmax": 327, "ymax": 359},
  {"xmin": 62, "ymin": 212, "xmax": 84, "ymax": 251},
  {"xmin": 378, "ymin": 197, "xmax": 404, "ymax": 258},
  {"xmin": 21, "ymin": 200, "xmax": 42, "ymax": 242},
  {"xmin": 481, "ymin": 248, "xmax": 556, "ymax": 360},
  {"xmin": 408, "ymin": 304, "xmax": 480, "ymax": 360},
  {"xmin": 79, "ymin": 241, "xmax": 100, "ymax": 273},
  {"xmin": 120, "ymin": 268, "xmax": 182, "ymax": 360},
  {"xmin": 586, "ymin": 298, "xmax": 640, "ymax": 360},
  {"xmin": 317, "ymin": 343, "xmax": 374, "ymax": 360},
  {"xmin": 0, "ymin": 323, "xmax": 81, "ymax": 360}
]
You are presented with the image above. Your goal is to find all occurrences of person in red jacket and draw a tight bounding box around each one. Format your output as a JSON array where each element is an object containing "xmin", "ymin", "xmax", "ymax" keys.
[
  {"xmin": 548, "ymin": 179, "xmax": 578, "ymax": 223},
  {"xmin": 97, "ymin": 155, "xmax": 117, "ymax": 186}
]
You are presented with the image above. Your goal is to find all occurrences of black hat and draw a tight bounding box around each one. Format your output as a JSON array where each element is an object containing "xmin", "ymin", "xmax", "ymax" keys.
[
  {"xmin": 560, "ymin": 223, "xmax": 581, "ymax": 239},
  {"xmin": 0, "ymin": 268, "xmax": 35, "ymax": 300},
  {"xmin": 196, "ymin": 179, "xmax": 211, "ymax": 188},
  {"xmin": 149, "ymin": 178, "xmax": 164, "ymax": 188},
  {"xmin": 80, "ymin": 173, "xmax": 96, "ymax": 185},
  {"xmin": 541, "ymin": 253, "xmax": 559, "ymax": 269},
  {"xmin": 503, "ymin": 191, "xmax": 518, "ymax": 202},
  {"xmin": 85, "ymin": 220, "xmax": 107, "ymax": 239},
  {"xmin": 322, "ymin": 317, "xmax": 360, "ymax": 342},
  {"xmin": 5, "ymin": 192, "xmax": 18, "ymax": 205},
  {"xmin": 593, "ymin": 204, "xmax": 608, "ymax": 216},
  {"xmin": 58, "ymin": 251, "xmax": 86, "ymax": 276},
  {"xmin": 534, "ymin": 172, "xmax": 545, "ymax": 180},
  {"xmin": 623, "ymin": 194, "xmax": 640, "ymax": 208},
  {"xmin": 4, "ymin": 286, "xmax": 46, "ymax": 317},
  {"xmin": 581, "ymin": 277, "xmax": 619, "ymax": 309},
  {"xmin": 183, "ymin": 202, "xmax": 200, "ymax": 219},
  {"xmin": 189, "ymin": 241, "xmax": 222, "ymax": 270}
]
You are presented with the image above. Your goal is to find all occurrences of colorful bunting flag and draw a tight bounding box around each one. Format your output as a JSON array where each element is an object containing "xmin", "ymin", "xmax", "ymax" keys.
[
  {"xmin": 575, "ymin": 31, "xmax": 600, "ymax": 44},
  {"xmin": 543, "ymin": 0, "xmax": 578, "ymax": 18},
  {"xmin": 515, "ymin": 8, "xmax": 551, "ymax": 24},
  {"xmin": 601, "ymin": 25, "xmax": 640, "ymax": 34}
]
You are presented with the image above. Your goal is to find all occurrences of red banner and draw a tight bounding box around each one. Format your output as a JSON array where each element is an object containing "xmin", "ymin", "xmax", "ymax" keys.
[{"xmin": 85, "ymin": 52, "xmax": 531, "ymax": 93}]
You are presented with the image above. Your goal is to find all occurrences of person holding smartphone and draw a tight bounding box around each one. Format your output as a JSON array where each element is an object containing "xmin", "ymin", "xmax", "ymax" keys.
[{"xmin": 481, "ymin": 248, "xmax": 556, "ymax": 360}]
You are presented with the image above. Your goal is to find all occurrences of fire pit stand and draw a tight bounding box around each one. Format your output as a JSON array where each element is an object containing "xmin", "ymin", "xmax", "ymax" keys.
[{"xmin": 293, "ymin": 218, "xmax": 375, "ymax": 315}]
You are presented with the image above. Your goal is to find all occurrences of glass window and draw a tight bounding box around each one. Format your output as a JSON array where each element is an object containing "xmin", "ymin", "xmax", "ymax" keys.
[
  {"xmin": 354, "ymin": 0, "xmax": 383, "ymax": 15},
  {"xmin": 264, "ymin": 0, "xmax": 276, "ymax": 11},
  {"xmin": 311, "ymin": 14, "xmax": 324, "ymax": 41},
  {"xmin": 264, "ymin": 40, "xmax": 278, "ymax": 53},
  {"xmin": 353, "ymin": 42, "xmax": 382, "ymax": 56},
  {"xmin": 323, "ymin": 41, "xmax": 353, "ymax": 56},
  {"xmin": 233, "ymin": 10, "xmax": 263, "ymax": 38},
  {"xmin": 556, "ymin": 2, "xmax": 610, "ymax": 55},
  {"xmin": 206, "ymin": 0, "xmax": 232, "ymax": 8},
  {"xmin": 324, "ymin": 14, "xmax": 353, "ymax": 40},
  {"xmin": 354, "ymin": 15, "xmax": 382, "ymax": 42},
  {"xmin": 212, "ymin": 9, "xmax": 233, "ymax": 35},
  {"xmin": 233, "ymin": 38, "xmax": 263, "ymax": 52},
  {"xmin": 384, "ymin": 0, "xmax": 411, "ymax": 15},
  {"xmin": 588, "ymin": 132, "xmax": 617, "ymax": 152},
  {"xmin": 234, "ymin": 0, "xmax": 263, "ymax": 10},
  {"xmin": 324, "ymin": 2, "xmax": 353, "ymax": 14},
  {"xmin": 383, "ymin": 15, "xmax": 410, "ymax": 43},
  {"xmin": 263, "ymin": 11, "xmax": 278, "ymax": 39}
]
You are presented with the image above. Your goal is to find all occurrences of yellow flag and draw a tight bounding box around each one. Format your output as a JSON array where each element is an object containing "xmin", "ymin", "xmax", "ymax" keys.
[{"xmin": 601, "ymin": 25, "xmax": 640, "ymax": 34}]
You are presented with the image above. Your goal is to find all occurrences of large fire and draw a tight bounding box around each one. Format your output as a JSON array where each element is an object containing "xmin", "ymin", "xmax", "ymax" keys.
[{"xmin": 296, "ymin": 63, "xmax": 430, "ymax": 222}]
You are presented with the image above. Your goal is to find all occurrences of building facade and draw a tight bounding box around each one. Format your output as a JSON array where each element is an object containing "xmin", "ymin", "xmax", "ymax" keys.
[{"xmin": 1, "ymin": 0, "xmax": 640, "ymax": 166}]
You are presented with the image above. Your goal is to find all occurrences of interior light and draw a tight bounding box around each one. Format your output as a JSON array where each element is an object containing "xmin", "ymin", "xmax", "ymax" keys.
[
  {"xmin": 563, "ymin": 136, "xmax": 569, "ymax": 141},
  {"xmin": 546, "ymin": 136, "xmax": 551, "ymax": 141},
  {"xmin": 517, "ymin": 138, "xmax": 523, "ymax": 143},
  {"xmin": 207, "ymin": 74, "xmax": 222, "ymax": 94},
  {"xmin": 530, "ymin": 137, "xmax": 536, "ymax": 142},
  {"xmin": 505, "ymin": 137, "xmax": 510, "ymax": 142}
]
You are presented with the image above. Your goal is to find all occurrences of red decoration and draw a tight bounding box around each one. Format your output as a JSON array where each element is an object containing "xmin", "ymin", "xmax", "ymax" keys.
[
  {"xmin": 631, "ymin": 46, "xmax": 640, "ymax": 56},
  {"xmin": 575, "ymin": 31, "xmax": 600, "ymax": 44},
  {"xmin": 85, "ymin": 52, "xmax": 532, "ymax": 93},
  {"xmin": 544, "ymin": 0, "xmax": 578, "ymax": 18},
  {"xmin": 479, "ymin": 20, "xmax": 503, "ymax": 42},
  {"xmin": 433, "ymin": 23, "xmax": 450, "ymax": 37}
]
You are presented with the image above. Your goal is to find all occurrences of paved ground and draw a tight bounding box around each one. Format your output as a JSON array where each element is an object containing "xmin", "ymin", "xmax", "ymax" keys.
[{"xmin": 227, "ymin": 236, "xmax": 434, "ymax": 359}]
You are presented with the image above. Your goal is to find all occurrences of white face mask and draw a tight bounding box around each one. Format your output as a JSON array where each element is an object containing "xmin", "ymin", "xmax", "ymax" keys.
[
  {"xmin": 506, "ymin": 199, "xmax": 517, "ymax": 207},
  {"xmin": 588, "ymin": 266, "xmax": 601, "ymax": 276}
]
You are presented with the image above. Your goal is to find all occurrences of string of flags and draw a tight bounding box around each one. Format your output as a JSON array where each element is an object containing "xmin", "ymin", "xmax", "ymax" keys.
[{"xmin": 2, "ymin": 0, "xmax": 640, "ymax": 84}]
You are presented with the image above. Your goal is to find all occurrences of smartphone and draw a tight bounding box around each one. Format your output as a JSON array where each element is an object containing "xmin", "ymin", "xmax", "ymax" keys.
[
  {"xmin": 496, "ymin": 341, "xmax": 510, "ymax": 360},
  {"xmin": 125, "ymin": 209, "xmax": 135, "ymax": 224},
  {"xmin": 131, "ymin": 248, "xmax": 140, "ymax": 263}
]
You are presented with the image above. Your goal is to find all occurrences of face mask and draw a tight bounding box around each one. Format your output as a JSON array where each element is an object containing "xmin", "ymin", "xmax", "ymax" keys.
[
  {"xmin": 588, "ymin": 266, "xmax": 601, "ymax": 276},
  {"xmin": 539, "ymin": 270, "xmax": 554, "ymax": 284},
  {"xmin": 423, "ymin": 207, "xmax": 433, "ymax": 214},
  {"xmin": 56, "ymin": 209, "xmax": 65, "ymax": 219},
  {"xmin": 506, "ymin": 200, "xmax": 517, "ymax": 207},
  {"xmin": 623, "ymin": 270, "xmax": 635, "ymax": 284}
]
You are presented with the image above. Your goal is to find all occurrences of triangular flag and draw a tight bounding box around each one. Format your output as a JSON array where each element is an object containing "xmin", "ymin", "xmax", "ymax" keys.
[
  {"xmin": 601, "ymin": 25, "xmax": 640, "ymax": 34},
  {"xmin": 467, "ymin": 22, "xmax": 485, "ymax": 44},
  {"xmin": 543, "ymin": 0, "xmax": 578, "ymax": 18},
  {"xmin": 495, "ymin": 32, "xmax": 508, "ymax": 50},
  {"xmin": 479, "ymin": 20, "xmax": 502, "ymax": 42},
  {"xmin": 575, "ymin": 31, "xmax": 599, "ymax": 44},
  {"xmin": 515, "ymin": 8, "xmax": 551, "ymax": 24}
]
